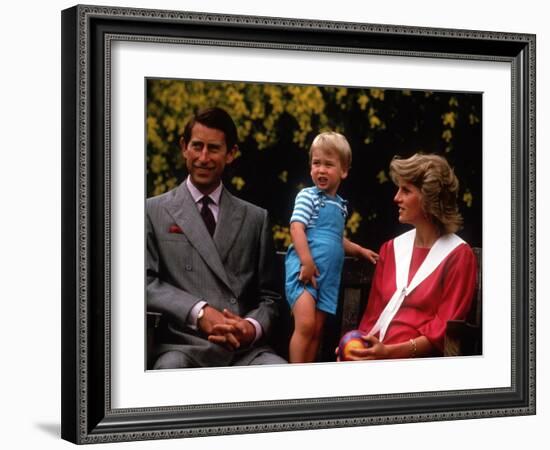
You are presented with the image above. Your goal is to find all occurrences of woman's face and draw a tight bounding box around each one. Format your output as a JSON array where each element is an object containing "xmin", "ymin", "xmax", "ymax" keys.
[{"xmin": 393, "ymin": 180, "xmax": 424, "ymax": 225}]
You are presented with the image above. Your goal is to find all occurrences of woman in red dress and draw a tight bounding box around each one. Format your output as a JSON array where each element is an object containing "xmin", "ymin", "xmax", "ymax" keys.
[{"xmin": 341, "ymin": 153, "xmax": 477, "ymax": 360}]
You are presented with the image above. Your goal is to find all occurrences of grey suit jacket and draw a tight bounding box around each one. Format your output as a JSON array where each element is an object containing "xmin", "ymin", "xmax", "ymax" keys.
[{"xmin": 146, "ymin": 182, "xmax": 281, "ymax": 367}]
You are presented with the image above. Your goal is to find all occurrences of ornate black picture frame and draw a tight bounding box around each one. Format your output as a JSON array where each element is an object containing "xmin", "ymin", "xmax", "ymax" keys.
[{"xmin": 61, "ymin": 4, "xmax": 536, "ymax": 444}]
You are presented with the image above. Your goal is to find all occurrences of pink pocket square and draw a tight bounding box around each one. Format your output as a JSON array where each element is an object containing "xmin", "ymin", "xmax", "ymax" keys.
[{"xmin": 169, "ymin": 224, "xmax": 183, "ymax": 234}]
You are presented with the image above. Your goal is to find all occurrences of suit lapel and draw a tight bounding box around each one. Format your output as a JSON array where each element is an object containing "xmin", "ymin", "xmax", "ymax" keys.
[
  {"xmin": 214, "ymin": 189, "xmax": 246, "ymax": 263},
  {"xmin": 164, "ymin": 183, "xmax": 233, "ymax": 293}
]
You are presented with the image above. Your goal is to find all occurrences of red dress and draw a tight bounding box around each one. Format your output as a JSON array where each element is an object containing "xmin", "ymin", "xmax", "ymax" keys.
[{"xmin": 358, "ymin": 238, "xmax": 477, "ymax": 354}]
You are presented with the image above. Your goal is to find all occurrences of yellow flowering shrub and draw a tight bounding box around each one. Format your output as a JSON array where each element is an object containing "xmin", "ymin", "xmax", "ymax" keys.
[{"xmin": 146, "ymin": 79, "xmax": 482, "ymax": 249}]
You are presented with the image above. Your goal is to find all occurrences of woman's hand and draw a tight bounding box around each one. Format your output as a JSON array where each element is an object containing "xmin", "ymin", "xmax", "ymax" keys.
[
  {"xmin": 341, "ymin": 334, "xmax": 389, "ymax": 361},
  {"xmin": 339, "ymin": 335, "xmax": 433, "ymax": 360}
]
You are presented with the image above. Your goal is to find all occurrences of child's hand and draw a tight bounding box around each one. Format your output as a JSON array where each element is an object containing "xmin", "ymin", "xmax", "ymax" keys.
[
  {"xmin": 362, "ymin": 248, "xmax": 379, "ymax": 264},
  {"xmin": 298, "ymin": 262, "xmax": 320, "ymax": 289}
]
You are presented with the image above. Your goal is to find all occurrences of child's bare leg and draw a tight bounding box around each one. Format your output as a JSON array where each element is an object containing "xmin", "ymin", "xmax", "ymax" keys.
[
  {"xmin": 289, "ymin": 291, "xmax": 317, "ymax": 363},
  {"xmin": 306, "ymin": 309, "xmax": 327, "ymax": 362}
]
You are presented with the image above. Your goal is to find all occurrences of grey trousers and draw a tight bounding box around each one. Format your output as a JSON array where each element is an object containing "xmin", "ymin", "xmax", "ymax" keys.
[{"xmin": 153, "ymin": 349, "xmax": 287, "ymax": 369}]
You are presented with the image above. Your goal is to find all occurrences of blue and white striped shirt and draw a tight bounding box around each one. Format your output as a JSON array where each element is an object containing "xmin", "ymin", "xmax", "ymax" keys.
[{"xmin": 290, "ymin": 186, "xmax": 347, "ymax": 228}]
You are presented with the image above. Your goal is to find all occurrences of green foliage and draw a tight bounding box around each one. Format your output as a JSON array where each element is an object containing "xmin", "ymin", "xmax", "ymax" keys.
[{"xmin": 147, "ymin": 79, "xmax": 482, "ymax": 249}]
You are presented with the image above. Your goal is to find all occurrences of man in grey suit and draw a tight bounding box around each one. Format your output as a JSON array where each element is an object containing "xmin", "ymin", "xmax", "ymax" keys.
[{"xmin": 147, "ymin": 107, "xmax": 287, "ymax": 368}]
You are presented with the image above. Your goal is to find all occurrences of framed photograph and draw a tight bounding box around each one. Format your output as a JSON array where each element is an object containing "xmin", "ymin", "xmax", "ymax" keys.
[{"xmin": 61, "ymin": 4, "xmax": 535, "ymax": 444}]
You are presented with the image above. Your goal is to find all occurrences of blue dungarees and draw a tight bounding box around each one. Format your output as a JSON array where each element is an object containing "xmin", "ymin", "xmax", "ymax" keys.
[{"xmin": 284, "ymin": 187, "xmax": 347, "ymax": 315}]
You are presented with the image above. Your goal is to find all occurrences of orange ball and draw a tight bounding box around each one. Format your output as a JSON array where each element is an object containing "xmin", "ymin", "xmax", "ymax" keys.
[{"xmin": 338, "ymin": 330, "xmax": 368, "ymax": 361}]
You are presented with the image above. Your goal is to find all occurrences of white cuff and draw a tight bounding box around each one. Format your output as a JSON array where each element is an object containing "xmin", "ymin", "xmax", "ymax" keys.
[
  {"xmin": 245, "ymin": 318, "xmax": 263, "ymax": 344},
  {"xmin": 188, "ymin": 300, "xmax": 208, "ymax": 330}
]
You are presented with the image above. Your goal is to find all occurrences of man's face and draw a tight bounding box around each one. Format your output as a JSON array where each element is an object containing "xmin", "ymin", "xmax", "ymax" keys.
[{"xmin": 181, "ymin": 122, "xmax": 236, "ymax": 195}]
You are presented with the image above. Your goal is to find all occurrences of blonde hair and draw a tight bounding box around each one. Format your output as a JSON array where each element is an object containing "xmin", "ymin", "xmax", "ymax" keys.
[
  {"xmin": 309, "ymin": 132, "xmax": 352, "ymax": 170},
  {"xmin": 389, "ymin": 153, "xmax": 463, "ymax": 234}
]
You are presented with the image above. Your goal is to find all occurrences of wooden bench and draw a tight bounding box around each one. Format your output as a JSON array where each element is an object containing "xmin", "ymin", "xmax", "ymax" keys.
[{"xmin": 147, "ymin": 247, "xmax": 482, "ymax": 366}]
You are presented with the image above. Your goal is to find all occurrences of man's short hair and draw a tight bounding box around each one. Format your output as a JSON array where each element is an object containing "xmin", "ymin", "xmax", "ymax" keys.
[{"xmin": 181, "ymin": 107, "xmax": 238, "ymax": 150}]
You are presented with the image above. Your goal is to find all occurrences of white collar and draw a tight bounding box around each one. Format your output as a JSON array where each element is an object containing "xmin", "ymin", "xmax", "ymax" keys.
[
  {"xmin": 368, "ymin": 229, "xmax": 465, "ymax": 341},
  {"xmin": 186, "ymin": 177, "xmax": 223, "ymax": 205}
]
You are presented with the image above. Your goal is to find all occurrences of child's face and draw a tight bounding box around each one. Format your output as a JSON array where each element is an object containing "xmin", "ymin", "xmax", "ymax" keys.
[{"xmin": 310, "ymin": 147, "xmax": 348, "ymax": 197}]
